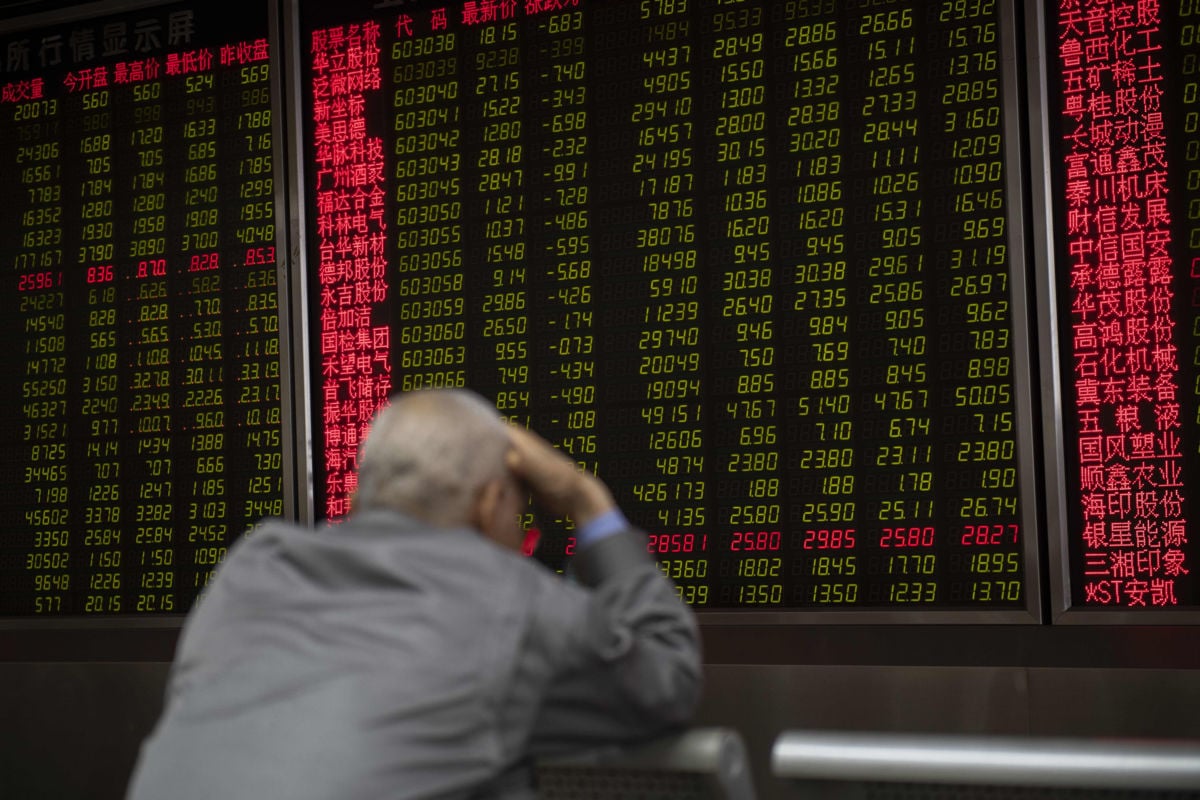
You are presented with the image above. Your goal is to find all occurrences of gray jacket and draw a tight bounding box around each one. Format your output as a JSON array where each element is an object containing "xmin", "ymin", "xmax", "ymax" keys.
[{"xmin": 126, "ymin": 510, "xmax": 702, "ymax": 799}]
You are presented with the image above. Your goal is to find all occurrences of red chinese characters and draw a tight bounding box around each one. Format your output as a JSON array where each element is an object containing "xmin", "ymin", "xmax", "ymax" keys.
[
  {"xmin": 1058, "ymin": 0, "xmax": 1187, "ymax": 606},
  {"xmin": 220, "ymin": 38, "xmax": 270, "ymax": 66},
  {"xmin": 164, "ymin": 48, "xmax": 214, "ymax": 75},
  {"xmin": 311, "ymin": 22, "xmax": 390, "ymax": 518},
  {"xmin": 0, "ymin": 77, "xmax": 44, "ymax": 102}
]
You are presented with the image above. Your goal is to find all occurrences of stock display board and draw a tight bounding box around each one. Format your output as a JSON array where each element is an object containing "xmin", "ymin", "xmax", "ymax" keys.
[
  {"xmin": 0, "ymin": 0, "xmax": 284, "ymax": 615},
  {"xmin": 1047, "ymin": 0, "xmax": 1200, "ymax": 611},
  {"xmin": 301, "ymin": 0, "xmax": 1039, "ymax": 616}
]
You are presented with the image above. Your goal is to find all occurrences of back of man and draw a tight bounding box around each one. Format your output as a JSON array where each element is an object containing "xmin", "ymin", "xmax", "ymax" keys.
[{"xmin": 126, "ymin": 390, "xmax": 701, "ymax": 799}]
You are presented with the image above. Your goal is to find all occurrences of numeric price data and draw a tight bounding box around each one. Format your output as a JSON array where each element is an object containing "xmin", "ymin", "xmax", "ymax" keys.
[
  {"xmin": 0, "ymin": 0, "xmax": 284, "ymax": 615},
  {"xmin": 300, "ymin": 0, "xmax": 1037, "ymax": 615}
]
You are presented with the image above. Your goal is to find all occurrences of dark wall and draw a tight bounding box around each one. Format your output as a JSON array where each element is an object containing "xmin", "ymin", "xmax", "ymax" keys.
[{"xmin": 0, "ymin": 662, "xmax": 167, "ymax": 800}]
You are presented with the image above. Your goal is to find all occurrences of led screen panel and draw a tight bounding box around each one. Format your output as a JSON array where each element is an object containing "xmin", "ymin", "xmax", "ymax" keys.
[
  {"xmin": 298, "ymin": 0, "xmax": 1040, "ymax": 618},
  {"xmin": 1046, "ymin": 0, "xmax": 1200, "ymax": 614},
  {"xmin": 0, "ymin": 0, "xmax": 285, "ymax": 615}
]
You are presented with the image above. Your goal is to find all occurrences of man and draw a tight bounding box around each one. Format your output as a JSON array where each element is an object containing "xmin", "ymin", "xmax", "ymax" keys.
[{"xmin": 126, "ymin": 388, "xmax": 701, "ymax": 799}]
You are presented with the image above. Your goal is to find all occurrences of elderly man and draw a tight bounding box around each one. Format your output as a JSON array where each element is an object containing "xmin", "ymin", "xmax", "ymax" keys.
[{"xmin": 126, "ymin": 388, "xmax": 701, "ymax": 799}]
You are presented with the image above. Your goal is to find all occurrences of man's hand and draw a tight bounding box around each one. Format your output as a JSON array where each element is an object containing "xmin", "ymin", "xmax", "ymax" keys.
[{"xmin": 505, "ymin": 426, "xmax": 616, "ymax": 527}]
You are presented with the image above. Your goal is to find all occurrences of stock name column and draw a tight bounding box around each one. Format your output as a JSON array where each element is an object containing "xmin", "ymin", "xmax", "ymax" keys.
[
  {"xmin": 310, "ymin": 21, "xmax": 390, "ymax": 518},
  {"xmin": 1055, "ymin": 1, "xmax": 1186, "ymax": 608},
  {"xmin": 701, "ymin": 0, "xmax": 783, "ymax": 607}
]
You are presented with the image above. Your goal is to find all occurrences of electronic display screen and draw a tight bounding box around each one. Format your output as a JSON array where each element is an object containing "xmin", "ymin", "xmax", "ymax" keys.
[
  {"xmin": 0, "ymin": 0, "xmax": 284, "ymax": 615},
  {"xmin": 300, "ymin": 0, "xmax": 1038, "ymax": 615},
  {"xmin": 1048, "ymin": 1, "xmax": 1200, "ymax": 610}
]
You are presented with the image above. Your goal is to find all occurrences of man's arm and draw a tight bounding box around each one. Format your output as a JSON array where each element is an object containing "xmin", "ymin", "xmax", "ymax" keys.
[
  {"xmin": 505, "ymin": 427, "xmax": 703, "ymax": 752},
  {"xmin": 505, "ymin": 425, "xmax": 617, "ymax": 530}
]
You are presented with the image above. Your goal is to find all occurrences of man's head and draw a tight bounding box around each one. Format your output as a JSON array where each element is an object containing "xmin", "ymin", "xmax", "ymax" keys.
[{"xmin": 354, "ymin": 389, "xmax": 526, "ymax": 550}]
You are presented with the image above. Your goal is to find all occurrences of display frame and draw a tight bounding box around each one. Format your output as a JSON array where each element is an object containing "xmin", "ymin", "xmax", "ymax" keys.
[
  {"xmin": 285, "ymin": 0, "xmax": 1045, "ymax": 625},
  {"xmin": 0, "ymin": 0, "xmax": 297, "ymax": 624},
  {"xmin": 1032, "ymin": 0, "xmax": 1200, "ymax": 624},
  {"xmin": 279, "ymin": 0, "xmax": 315, "ymax": 528}
]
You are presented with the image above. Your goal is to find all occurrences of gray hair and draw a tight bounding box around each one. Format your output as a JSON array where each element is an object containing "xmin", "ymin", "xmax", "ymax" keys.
[{"xmin": 353, "ymin": 389, "xmax": 510, "ymax": 526}]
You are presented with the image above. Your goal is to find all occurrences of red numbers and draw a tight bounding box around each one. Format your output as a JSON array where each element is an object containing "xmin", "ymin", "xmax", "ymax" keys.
[
  {"xmin": 137, "ymin": 259, "xmax": 167, "ymax": 278},
  {"xmin": 85, "ymin": 264, "xmax": 113, "ymax": 284},
  {"xmin": 801, "ymin": 528, "xmax": 856, "ymax": 550},
  {"xmin": 880, "ymin": 526, "xmax": 935, "ymax": 548},
  {"xmin": 521, "ymin": 527, "xmax": 541, "ymax": 557},
  {"xmin": 960, "ymin": 524, "xmax": 1018, "ymax": 546},
  {"xmin": 188, "ymin": 252, "xmax": 220, "ymax": 272},
  {"xmin": 648, "ymin": 533, "xmax": 705, "ymax": 554},
  {"xmin": 730, "ymin": 530, "xmax": 781, "ymax": 552},
  {"xmin": 17, "ymin": 271, "xmax": 60, "ymax": 291},
  {"xmin": 245, "ymin": 246, "xmax": 275, "ymax": 265}
]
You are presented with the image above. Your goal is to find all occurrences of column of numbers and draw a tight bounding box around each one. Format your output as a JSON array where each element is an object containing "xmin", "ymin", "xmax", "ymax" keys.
[
  {"xmin": 471, "ymin": 22, "xmax": 530, "ymax": 425},
  {"xmin": 935, "ymin": 2, "xmax": 1020, "ymax": 604},
  {"xmin": 13, "ymin": 97, "xmax": 68, "ymax": 614},
  {"xmin": 126, "ymin": 79, "xmax": 173, "ymax": 614},
  {"xmin": 706, "ymin": 0, "xmax": 780, "ymax": 607},
  {"xmin": 628, "ymin": 0, "xmax": 707, "ymax": 606},
  {"xmin": 230, "ymin": 60, "xmax": 282, "ymax": 535},
  {"xmin": 853, "ymin": 5, "xmax": 937, "ymax": 605},
  {"xmin": 391, "ymin": 31, "xmax": 467, "ymax": 395},
  {"xmin": 777, "ymin": 4, "xmax": 858, "ymax": 606},
  {"xmin": 179, "ymin": 73, "xmax": 223, "ymax": 595},
  {"xmin": 78, "ymin": 87, "xmax": 122, "ymax": 613},
  {"xmin": 530, "ymin": 7, "xmax": 599, "ymax": 563}
]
